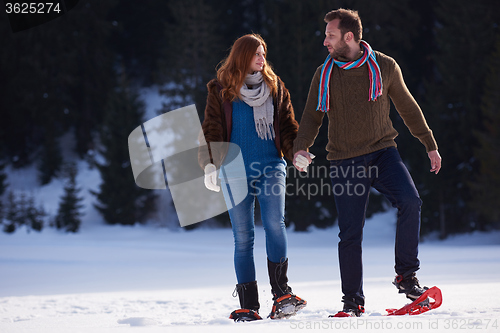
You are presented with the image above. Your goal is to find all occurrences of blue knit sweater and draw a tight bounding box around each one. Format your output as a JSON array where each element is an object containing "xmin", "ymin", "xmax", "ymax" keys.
[{"xmin": 221, "ymin": 100, "xmax": 285, "ymax": 180}]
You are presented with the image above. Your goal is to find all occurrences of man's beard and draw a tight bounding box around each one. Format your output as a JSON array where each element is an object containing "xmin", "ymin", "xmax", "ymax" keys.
[{"xmin": 331, "ymin": 40, "xmax": 350, "ymax": 60}]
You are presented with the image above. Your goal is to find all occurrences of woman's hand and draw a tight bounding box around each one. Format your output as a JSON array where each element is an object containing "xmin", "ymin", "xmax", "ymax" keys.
[
  {"xmin": 204, "ymin": 163, "xmax": 220, "ymax": 192},
  {"xmin": 293, "ymin": 151, "xmax": 315, "ymax": 172}
]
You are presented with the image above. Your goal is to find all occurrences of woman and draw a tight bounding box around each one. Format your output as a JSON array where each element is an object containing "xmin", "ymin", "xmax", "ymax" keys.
[{"xmin": 199, "ymin": 34, "xmax": 306, "ymax": 321}]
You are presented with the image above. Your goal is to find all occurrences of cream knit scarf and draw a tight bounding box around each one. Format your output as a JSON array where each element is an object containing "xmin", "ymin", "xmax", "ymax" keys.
[{"xmin": 240, "ymin": 72, "xmax": 275, "ymax": 140}]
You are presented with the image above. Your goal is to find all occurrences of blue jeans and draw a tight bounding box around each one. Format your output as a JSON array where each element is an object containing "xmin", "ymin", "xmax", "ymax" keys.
[
  {"xmin": 221, "ymin": 164, "xmax": 288, "ymax": 284},
  {"xmin": 330, "ymin": 147, "xmax": 422, "ymax": 305}
]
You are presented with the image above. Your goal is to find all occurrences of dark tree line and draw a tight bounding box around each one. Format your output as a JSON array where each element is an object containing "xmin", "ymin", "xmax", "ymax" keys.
[{"xmin": 1, "ymin": 0, "xmax": 499, "ymax": 236}]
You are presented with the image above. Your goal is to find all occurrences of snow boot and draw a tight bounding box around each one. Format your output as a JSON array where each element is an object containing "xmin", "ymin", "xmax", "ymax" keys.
[
  {"xmin": 330, "ymin": 297, "xmax": 365, "ymax": 317},
  {"xmin": 393, "ymin": 272, "xmax": 429, "ymax": 301},
  {"xmin": 268, "ymin": 258, "xmax": 307, "ymax": 319},
  {"xmin": 229, "ymin": 281, "xmax": 262, "ymax": 322}
]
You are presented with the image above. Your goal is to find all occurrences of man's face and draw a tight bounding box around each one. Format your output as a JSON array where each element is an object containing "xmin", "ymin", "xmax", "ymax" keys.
[
  {"xmin": 249, "ymin": 45, "xmax": 266, "ymax": 73},
  {"xmin": 324, "ymin": 19, "xmax": 349, "ymax": 59}
]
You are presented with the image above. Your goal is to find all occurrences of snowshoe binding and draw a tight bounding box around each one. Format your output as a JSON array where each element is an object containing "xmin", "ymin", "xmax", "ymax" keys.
[
  {"xmin": 269, "ymin": 292, "xmax": 307, "ymax": 319},
  {"xmin": 267, "ymin": 258, "xmax": 307, "ymax": 319},
  {"xmin": 229, "ymin": 309, "xmax": 262, "ymax": 322},
  {"xmin": 230, "ymin": 281, "xmax": 262, "ymax": 322},
  {"xmin": 389, "ymin": 272, "xmax": 442, "ymax": 315},
  {"xmin": 330, "ymin": 298, "xmax": 365, "ymax": 318},
  {"xmin": 393, "ymin": 272, "xmax": 429, "ymax": 301}
]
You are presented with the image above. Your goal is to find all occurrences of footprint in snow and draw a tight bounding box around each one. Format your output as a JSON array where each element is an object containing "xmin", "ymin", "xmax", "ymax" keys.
[{"xmin": 117, "ymin": 317, "xmax": 159, "ymax": 327}]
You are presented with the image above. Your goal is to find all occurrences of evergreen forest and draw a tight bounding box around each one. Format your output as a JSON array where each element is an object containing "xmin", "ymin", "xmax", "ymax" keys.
[{"xmin": 1, "ymin": 0, "xmax": 499, "ymax": 237}]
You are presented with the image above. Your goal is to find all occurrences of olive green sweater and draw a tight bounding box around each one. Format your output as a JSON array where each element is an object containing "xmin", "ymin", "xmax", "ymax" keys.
[{"xmin": 293, "ymin": 51, "xmax": 438, "ymax": 160}]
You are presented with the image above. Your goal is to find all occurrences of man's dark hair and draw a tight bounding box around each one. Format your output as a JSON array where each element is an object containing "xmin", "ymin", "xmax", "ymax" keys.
[{"xmin": 324, "ymin": 9, "xmax": 363, "ymax": 42}]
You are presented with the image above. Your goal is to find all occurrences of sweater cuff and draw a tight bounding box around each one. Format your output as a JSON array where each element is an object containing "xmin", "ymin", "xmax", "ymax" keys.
[
  {"xmin": 293, "ymin": 138, "xmax": 310, "ymax": 155},
  {"xmin": 420, "ymin": 134, "xmax": 438, "ymax": 152}
]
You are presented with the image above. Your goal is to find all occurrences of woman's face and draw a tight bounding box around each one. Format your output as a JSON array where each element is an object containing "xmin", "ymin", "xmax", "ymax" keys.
[{"xmin": 248, "ymin": 45, "xmax": 266, "ymax": 74}]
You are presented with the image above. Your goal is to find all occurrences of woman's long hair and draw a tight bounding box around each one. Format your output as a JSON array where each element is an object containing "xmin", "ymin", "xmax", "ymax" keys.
[{"xmin": 217, "ymin": 34, "xmax": 278, "ymax": 102}]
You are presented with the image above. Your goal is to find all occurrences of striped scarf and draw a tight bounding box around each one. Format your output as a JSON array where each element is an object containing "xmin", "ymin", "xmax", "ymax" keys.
[{"xmin": 316, "ymin": 40, "xmax": 382, "ymax": 112}]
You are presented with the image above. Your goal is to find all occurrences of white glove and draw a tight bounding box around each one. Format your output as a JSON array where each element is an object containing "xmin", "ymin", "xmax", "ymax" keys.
[
  {"xmin": 204, "ymin": 163, "xmax": 220, "ymax": 192},
  {"xmin": 295, "ymin": 153, "xmax": 316, "ymax": 172}
]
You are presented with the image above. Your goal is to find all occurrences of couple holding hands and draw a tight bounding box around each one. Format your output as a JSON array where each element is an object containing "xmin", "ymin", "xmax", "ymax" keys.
[{"xmin": 199, "ymin": 8, "xmax": 442, "ymax": 321}]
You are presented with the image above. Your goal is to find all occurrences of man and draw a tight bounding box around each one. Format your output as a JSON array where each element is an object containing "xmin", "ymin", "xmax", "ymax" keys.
[{"xmin": 293, "ymin": 8, "xmax": 442, "ymax": 317}]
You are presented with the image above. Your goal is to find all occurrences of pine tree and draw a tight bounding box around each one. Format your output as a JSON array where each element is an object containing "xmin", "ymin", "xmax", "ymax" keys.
[
  {"xmin": 38, "ymin": 134, "xmax": 63, "ymax": 185},
  {"xmin": 55, "ymin": 163, "xmax": 83, "ymax": 232},
  {"xmin": 17, "ymin": 192, "xmax": 27, "ymax": 228},
  {"xmin": 67, "ymin": 1, "xmax": 119, "ymax": 157},
  {"xmin": 257, "ymin": 0, "xmax": 336, "ymax": 230},
  {"xmin": 25, "ymin": 195, "xmax": 44, "ymax": 232},
  {"xmin": 470, "ymin": 33, "xmax": 500, "ymax": 228},
  {"xmin": 158, "ymin": 0, "xmax": 223, "ymax": 115},
  {"xmin": 107, "ymin": 0, "xmax": 174, "ymax": 86},
  {"xmin": 1, "ymin": 189, "xmax": 45, "ymax": 233},
  {"xmin": 0, "ymin": 163, "xmax": 6, "ymax": 195},
  {"xmin": 0, "ymin": 0, "xmax": 118, "ymax": 169},
  {"xmin": 3, "ymin": 192, "xmax": 19, "ymax": 233},
  {"xmin": 92, "ymin": 80, "xmax": 157, "ymax": 225},
  {"xmin": 0, "ymin": 163, "xmax": 7, "ymax": 224},
  {"xmin": 418, "ymin": 0, "xmax": 500, "ymax": 236}
]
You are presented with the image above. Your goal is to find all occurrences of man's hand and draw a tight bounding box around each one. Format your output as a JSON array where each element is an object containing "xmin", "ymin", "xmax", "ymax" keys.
[
  {"xmin": 293, "ymin": 150, "xmax": 315, "ymax": 172},
  {"xmin": 428, "ymin": 150, "xmax": 442, "ymax": 174}
]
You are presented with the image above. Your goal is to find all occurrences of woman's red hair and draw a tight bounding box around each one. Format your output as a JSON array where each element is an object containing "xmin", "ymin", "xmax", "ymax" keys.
[{"xmin": 217, "ymin": 34, "xmax": 278, "ymax": 102}]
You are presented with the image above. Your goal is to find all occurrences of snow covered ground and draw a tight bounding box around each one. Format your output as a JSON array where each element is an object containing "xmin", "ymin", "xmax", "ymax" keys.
[{"xmin": 1, "ymin": 209, "xmax": 500, "ymax": 333}]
